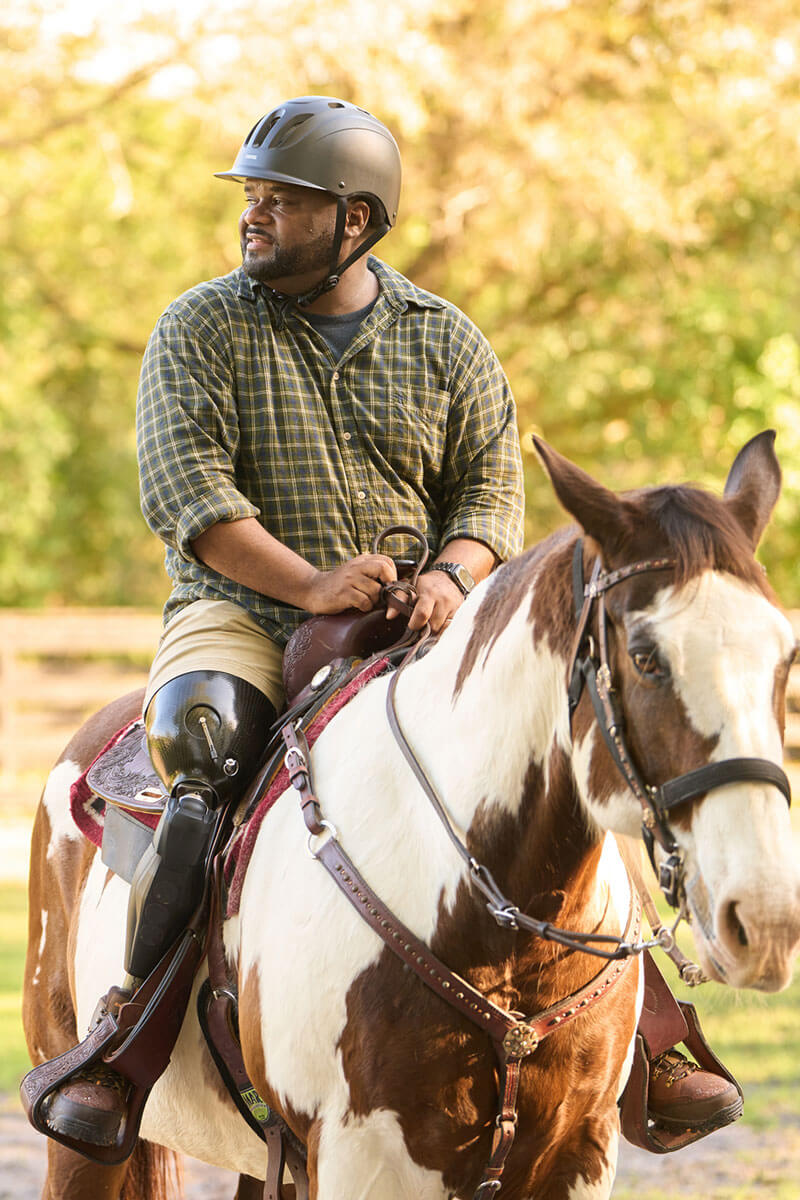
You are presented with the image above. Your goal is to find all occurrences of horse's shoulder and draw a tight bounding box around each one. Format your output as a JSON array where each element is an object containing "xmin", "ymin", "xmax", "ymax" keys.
[{"xmin": 57, "ymin": 688, "xmax": 145, "ymax": 772}]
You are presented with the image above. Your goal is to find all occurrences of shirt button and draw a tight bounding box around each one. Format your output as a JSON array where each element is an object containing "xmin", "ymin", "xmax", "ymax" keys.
[
  {"xmin": 357, "ymin": 490, "xmax": 366, "ymax": 500},
  {"xmin": 343, "ymin": 432, "xmax": 351, "ymax": 441},
  {"xmin": 332, "ymin": 371, "xmax": 340, "ymax": 381}
]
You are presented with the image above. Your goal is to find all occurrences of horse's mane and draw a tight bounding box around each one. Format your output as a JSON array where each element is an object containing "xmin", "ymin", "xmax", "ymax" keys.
[{"xmin": 632, "ymin": 484, "xmax": 772, "ymax": 596}]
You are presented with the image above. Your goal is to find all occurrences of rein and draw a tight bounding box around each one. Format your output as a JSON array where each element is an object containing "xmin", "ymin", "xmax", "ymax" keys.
[
  {"xmin": 281, "ymin": 720, "xmax": 640, "ymax": 1199},
  {"xmin": 277, "ymin": 532, "xmax": 791, "ymax": 1197},
  {"xmin": 386, "ymin": 638, "xmax": 658, "ymax": 960},
  {"xmin": 566, "ymin": 540, "xmax": 792, "ymax": 908}
]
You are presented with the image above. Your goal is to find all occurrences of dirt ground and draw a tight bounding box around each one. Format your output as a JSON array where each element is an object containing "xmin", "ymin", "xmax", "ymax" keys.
[{"xmin": 2, "ymin": 1092, "xmax": 798, "ymax": 1200}]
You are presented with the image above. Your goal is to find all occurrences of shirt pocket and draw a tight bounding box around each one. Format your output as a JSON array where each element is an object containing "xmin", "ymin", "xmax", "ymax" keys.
[{"xmin": 379, "ymin": 387, "xmax": 451, "ymax": 485}]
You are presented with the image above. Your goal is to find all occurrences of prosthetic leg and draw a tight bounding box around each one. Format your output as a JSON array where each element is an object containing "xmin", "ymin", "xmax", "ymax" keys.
[{"xmin": 38, "ymin": 670, "xmax": 276, "ymax": 1153}]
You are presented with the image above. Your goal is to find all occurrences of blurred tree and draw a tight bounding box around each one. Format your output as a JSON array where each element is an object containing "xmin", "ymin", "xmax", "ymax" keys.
[{"xmin": 1, "ymin": 0, "xmax": 798, "ymax": 605}]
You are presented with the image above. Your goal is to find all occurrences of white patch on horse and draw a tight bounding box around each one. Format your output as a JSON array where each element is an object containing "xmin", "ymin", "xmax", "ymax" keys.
[
  {"xmin": 615, "ymin": 947, "xmax": 645, "ymax": 1103},
  {"xmin": 32, "ymin": 909, "xmax": 48, "ymax": 987},
  {"xmin": 595, "ymin": 833, "xmax": 645, "ymax": 1103},
  {"xmin": 236, "ymin": 577, "xmax": 614, "ymax": 1131},
  {"xmin": 42, "ymin": 759, "xmax": 82, "ymax": 858},
  {"xmin": 646, "ymin": 572, "xmax": 792, "ymax": 756},
  {"xmin": 139, "ymin": 970, "xmax": 266, "ymax": 1178},
  {"xmin": 573, "ymin": 728, "xmax": 641, "ymax": 839},
  {"xmin": 597, "ymin": 834, "xmax": 632, "ymax": 935},
  {"xmin": 315, "ymin": 1107, "xmax": 448, "ymax": 1199},
  {"xmin": 645, "ymin": 572, "xmax": 800, "ymax": 988},
  {"xmin": 400, "ymin": 588, "xmax": 572, "ymax": 838},
  {"xmin": 73, "ymin": 853, "xmax": 129, "ymax": 1030},
  {"xmin": 565, "ymin": 1126, "xmax": 619, "ymax": 1200}
]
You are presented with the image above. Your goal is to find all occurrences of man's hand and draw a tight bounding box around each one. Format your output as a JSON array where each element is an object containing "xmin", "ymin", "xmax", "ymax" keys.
[
  {"xmin": 387, "ymin": 568, "xmax": 463, "ymax": 633},
  {"xmin": 301, "ymin": 553, "xmax": 397, "ymax": 614}
]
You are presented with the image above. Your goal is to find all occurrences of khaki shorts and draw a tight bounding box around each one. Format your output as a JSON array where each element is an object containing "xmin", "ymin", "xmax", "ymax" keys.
[{"xmin": 144, "ymin": 600, "xmax": 285, "ymax": 713}]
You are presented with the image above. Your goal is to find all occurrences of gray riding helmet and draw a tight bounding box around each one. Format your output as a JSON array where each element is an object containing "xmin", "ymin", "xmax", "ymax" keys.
[{"xmin": 215, "ymin": 96, "xmax": 401, "ymax": 227}]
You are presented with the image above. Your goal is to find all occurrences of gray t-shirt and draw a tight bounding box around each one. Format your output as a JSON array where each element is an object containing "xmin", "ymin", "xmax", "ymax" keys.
[{"xmin": 301, "ymin": 298, "xmax": 378, "ymax": 360}]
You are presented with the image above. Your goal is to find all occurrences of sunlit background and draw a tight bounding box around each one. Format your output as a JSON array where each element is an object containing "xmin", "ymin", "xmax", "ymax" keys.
[
  {"xmin": 2, "ymin": 6, "xmax": 800, "ymax": 1194},
  {"xmin": 3, "ymin": 0, "xmax": 800, "ymax": 608}
]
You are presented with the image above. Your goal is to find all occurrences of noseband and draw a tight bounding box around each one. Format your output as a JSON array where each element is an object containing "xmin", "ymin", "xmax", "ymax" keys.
[{"xmin": 567, "ymin": 540, "xmax": 792, "ymax": 907}]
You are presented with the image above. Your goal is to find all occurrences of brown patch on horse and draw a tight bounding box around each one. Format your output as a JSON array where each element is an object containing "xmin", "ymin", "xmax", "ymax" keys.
[
  {"xmin": 58, "ymin": 688, "xmax": 146, "ymax": 768},
  {"xmin": 238, "ymin": 965, "xmax": 313, "ymax": 1147},
  {"xmin": 338, "ymin": 745, "xmax": 637, "ymax": 1197},
  {"xmin": 772, "ymin": 652, "xmax": 793, "ymax": 743},
  {"xmin": 23, "ymin": 801, "xmax": 93, "ymax": 1064},
  {"xmin": 632, "ymin": 485, "xmax": 774, "ymax": 597},
  {"xmin": 23, "ymin": 687, "xmax": 182, "ymax": 1200},
  {"xmin": 454, "ymin": 530, "xmax": 576, "ymax": 702}
]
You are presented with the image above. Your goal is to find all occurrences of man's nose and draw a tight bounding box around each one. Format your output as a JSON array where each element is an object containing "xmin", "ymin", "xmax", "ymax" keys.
[{"xmin": 244, "ymin": 197, "xmax": 270, "ymax": 220}]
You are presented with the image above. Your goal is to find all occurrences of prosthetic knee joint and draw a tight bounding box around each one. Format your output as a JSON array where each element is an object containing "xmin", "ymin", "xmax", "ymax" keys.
[{"xmin": 125, "ymin": 670, "xmax": 276, "ymax": 981}]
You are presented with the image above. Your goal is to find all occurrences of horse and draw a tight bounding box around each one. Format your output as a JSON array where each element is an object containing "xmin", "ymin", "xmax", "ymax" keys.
[{"xmin": 23, "ymin": 431, "xmax": 800, "ymax": 1200}]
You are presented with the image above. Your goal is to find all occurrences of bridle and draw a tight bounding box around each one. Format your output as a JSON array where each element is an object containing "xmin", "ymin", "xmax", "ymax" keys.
[
  {"xmin": 566, "ymin": 539, "xmax": 792, "ymax": 908},
  {"xmin": 280, "ymin": 537, "xmax": 786, "ymax": 1200},
  {"xmin": 281, "ymin": 532, "xmax": 791, "ymax": 1199}
]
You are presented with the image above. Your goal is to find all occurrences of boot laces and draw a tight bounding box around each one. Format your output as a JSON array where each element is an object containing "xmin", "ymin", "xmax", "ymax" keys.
[{"xmin": 650, "ymin": 1049, "xmax": 701, "ymax": 1088}]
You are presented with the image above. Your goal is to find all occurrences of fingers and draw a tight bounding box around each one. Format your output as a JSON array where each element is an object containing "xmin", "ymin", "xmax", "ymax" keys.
[
  {"xmin": 407, "ymin": 571, "xmax": 462, "ymax": 633},
  {"xmin": 307, "ymin": 554, "xmax": 397, "ymax": 614}
]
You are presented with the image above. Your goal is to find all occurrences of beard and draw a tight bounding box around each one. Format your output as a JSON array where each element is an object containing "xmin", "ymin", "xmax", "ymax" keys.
[{"xmin": 241, "ymin": 229, "xmax": 334, "ymax": 285}]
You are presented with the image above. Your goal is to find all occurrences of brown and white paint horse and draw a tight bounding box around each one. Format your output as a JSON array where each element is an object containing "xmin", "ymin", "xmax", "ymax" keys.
[{"xmin": 24, "ymin": 432, "xmax": 800, "ymax": 1200}]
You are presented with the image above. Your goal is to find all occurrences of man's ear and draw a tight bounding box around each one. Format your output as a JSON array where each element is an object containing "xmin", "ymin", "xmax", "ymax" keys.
[{"xmin": 344, "ymin": 198, "xmax": 372, "ymax": 239}]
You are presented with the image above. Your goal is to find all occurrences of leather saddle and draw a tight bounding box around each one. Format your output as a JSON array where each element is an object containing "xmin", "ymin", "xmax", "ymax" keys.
[{"xmin": 87, "ymin": 549, "xmax": 421, "ymax": 879}]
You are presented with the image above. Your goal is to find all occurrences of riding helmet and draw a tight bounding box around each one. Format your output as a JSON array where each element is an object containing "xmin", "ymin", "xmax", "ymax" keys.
[{"xmin": 215, "ymin": 96, "xmax": 401, "ymax": 226}]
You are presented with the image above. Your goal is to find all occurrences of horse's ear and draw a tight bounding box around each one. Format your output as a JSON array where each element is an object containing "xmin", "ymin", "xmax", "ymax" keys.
[
  {"xmin": 723, "ymin": 429, "xmax": 781, "ymax": 550},
  {"xmin": 533, "ymin": 436, "xmax": 635, "ymax": 554}
]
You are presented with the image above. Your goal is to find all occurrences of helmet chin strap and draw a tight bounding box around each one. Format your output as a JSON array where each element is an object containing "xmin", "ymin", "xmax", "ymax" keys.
[{"xmin": 290, "ymin": 197, "xmax": 390, "ymax": 308}]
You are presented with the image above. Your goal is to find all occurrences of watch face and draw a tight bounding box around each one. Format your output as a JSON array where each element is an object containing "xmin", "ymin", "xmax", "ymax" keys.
[
  {"xmin": 434, "ymin": 562, "xmax": 474, "ymax": 594},
  {"xmin": 452, "ymin": 564, "xmax": 474, "ymax": 593}
]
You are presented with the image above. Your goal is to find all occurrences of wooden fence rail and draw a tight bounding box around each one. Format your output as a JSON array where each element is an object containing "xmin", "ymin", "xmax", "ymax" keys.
[
  {"xmin": 0, "ymin": 609, "xmax": 162, "ymax": 809},
  {"xmin": 1, "ymin": 607, "xmax": 799, "ymax": 811}
]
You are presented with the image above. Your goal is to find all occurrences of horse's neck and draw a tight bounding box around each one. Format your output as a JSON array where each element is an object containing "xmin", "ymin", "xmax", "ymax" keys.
[
  {"xmin": 390, "ymin": 553, "xmax": 610, "ymax": 918},
  {"xmin": 396, "ymin": 555, "xmax": 575, "ymax": 845}
]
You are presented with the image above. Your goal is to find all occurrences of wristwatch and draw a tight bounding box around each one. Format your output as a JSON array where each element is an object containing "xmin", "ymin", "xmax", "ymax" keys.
[{"xmin": 429, "ymin": 562, "xmax": 475, "ymax": 596}]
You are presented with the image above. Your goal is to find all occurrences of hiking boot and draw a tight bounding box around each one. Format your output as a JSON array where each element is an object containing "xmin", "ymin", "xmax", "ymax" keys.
[
  {"xmin": 42, "ymin": 1062, "xmax": 129, "ymax": 1147},
  {"xmin": 647, "ymin": 1048, "xmax": 743, "ymax": 1131}
]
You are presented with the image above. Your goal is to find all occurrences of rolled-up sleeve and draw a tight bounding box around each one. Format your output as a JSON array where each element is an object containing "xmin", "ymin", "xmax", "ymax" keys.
[
  {"xmin": 136, "ymin": 310, "xmax": 259, "ymax": 562},
  {"xmin": 439, "ymin": 340, "xmax": 525, "ymax": 562}
]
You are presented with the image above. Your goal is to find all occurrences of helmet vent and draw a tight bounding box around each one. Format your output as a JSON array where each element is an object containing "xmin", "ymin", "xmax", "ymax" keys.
[
  {"xmin": 328, "ymin": 101, "xmax": 345, "ymax": 108},
  {"xmin": 248, "ymin": 110, "xmax": 286, "ymax": 148},
  {"xmin": 270, "ymin": 113, "xmax": 314, "ymax": 148}
]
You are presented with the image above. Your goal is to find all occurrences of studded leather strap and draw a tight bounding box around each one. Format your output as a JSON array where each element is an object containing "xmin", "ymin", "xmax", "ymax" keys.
[{"xmin": 286, "ymin": 726, "xmax": 640, "ymax": 1197}]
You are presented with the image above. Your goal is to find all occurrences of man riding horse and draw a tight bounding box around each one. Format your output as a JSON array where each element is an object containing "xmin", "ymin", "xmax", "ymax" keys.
[{"xmin": 37, "ymin": 95, "xmax": 740, "ymax": 1155}]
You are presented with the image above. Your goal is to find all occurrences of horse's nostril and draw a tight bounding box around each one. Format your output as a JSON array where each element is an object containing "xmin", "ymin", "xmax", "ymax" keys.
[{"xmin": 726, "ymin": 902, "xmax": 749, "ymax": 948}]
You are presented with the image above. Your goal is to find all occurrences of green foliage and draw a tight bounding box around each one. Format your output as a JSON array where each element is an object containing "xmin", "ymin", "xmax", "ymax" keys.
[
  {"xmin": 0, "ymin": 882, "xmax": 28, "ymax": 1091},
  {"xmin": 2, "ymin": 1, "xmax": 799, "ymax": 604}
]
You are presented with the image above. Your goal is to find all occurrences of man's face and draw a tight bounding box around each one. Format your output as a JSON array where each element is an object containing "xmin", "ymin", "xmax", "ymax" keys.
[{"xmin": 239, "ymin": 179, "xmax": 338, "ymax": 289}]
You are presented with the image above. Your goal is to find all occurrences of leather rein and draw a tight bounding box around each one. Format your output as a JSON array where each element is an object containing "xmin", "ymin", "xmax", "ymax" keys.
[
  {"xmin": 281, "ymin": 718, "xmax": 640, "ymax": 1200},
  {"xmin": 278, "ymin": 534, "xmax": 790, "ymax": 1197}
]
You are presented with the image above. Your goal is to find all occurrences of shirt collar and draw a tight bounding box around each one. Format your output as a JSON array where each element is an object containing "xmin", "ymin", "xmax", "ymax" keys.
[{"xmin": 234, "ymin": 259, "xmax": 446, "ymax": 313}]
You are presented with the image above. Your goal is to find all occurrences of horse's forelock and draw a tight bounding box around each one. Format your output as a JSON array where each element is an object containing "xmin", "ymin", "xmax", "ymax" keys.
[{"xmin": 633, "ymin": 485, "xmax": 773, "ymax": 595}]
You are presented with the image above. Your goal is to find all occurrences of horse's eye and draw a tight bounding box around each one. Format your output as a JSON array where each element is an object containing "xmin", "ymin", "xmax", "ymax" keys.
[{"xmin": 630, "ymin": 648, "xmax": 667, "ymax": 679}]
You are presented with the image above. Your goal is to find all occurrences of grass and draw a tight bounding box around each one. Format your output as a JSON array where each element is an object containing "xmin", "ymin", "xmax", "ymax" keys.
[
  {"xmin": 0, "ymin": 881, "xmax": 29, "ymax": 1093},
  {"xmin": 2, "ymin": 825, "xmax": 798, "ymax": 1200},
  {"xmin": 2, "ymin": 875, "xmax": 799, "ymax": 1113},
  {"xmin": 643, "ymin": 797, "xmax": 800, "ymax": 1129}
]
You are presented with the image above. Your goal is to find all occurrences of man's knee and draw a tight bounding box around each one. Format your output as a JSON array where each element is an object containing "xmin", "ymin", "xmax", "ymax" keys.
[
  {"xmin": 125, "ymin": 670, "xmax": 277, "ymax": 979},
  {"xmin": 144, "ymin": 669, "xmax": 277, "ymax": 804}
]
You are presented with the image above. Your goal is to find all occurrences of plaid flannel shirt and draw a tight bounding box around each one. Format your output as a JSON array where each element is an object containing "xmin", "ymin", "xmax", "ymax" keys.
[{"xmin": 137, "ymin": 257, "xmax": 524, "ymax": 645}]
